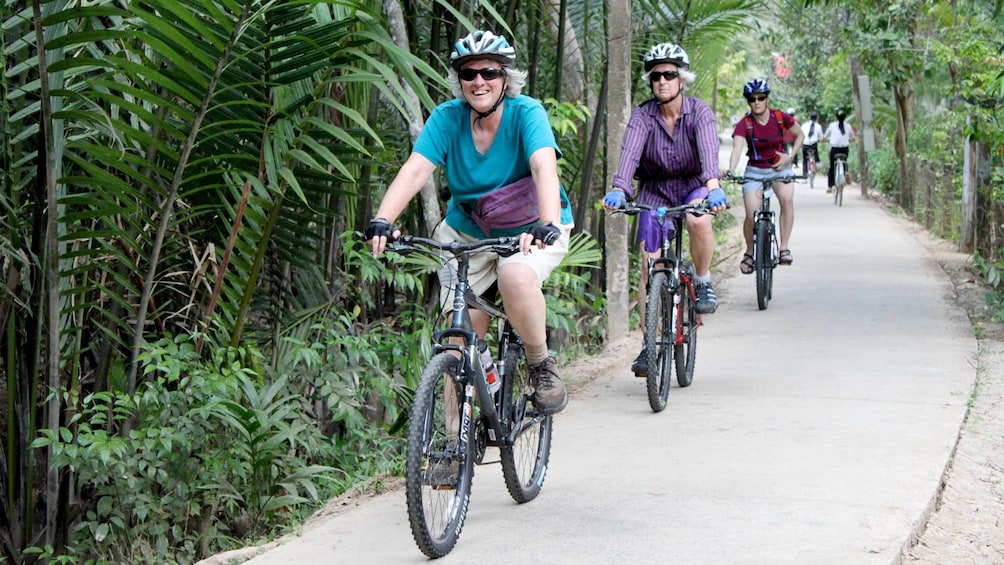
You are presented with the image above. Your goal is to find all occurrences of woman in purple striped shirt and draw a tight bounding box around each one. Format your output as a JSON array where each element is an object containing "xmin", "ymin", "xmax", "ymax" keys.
[{"xmin": 601, "ymin": 42, "xmax": 728, "ymax": 377}]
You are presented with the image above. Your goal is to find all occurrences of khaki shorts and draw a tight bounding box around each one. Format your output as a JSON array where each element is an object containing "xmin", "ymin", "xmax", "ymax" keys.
[{"xmin": 434, "ymin": 221, "xmax": 572, "ymax": 307}]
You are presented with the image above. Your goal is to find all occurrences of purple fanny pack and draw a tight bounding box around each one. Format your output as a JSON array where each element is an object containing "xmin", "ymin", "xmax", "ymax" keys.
[{"xmin": 468, "ymin": 176, "xmax": 539, "ymax": 236}]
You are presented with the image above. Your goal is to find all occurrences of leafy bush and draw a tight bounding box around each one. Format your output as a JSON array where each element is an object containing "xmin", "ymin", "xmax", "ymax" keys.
[
  {"xmin": 868, "ymin": 147, "xmax": 901, "ymax": 197},
  {"xmin": 33, "ymin": 330, "xmax": 406, "ymax": 563}
]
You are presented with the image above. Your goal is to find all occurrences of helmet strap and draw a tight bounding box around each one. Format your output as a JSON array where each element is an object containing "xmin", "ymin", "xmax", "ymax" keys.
[{"xmin": 473, "ymin": 81, "xmax": 507, "ymax": 130}]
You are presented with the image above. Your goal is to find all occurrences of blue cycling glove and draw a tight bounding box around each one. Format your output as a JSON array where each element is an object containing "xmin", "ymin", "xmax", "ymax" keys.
[
  {"xmin": 706, "ymin": 188, "xmax": 727, "ymax": 209},
  {"xmin": 602, "ymin": 189, "xmax": 626, "ymax": 209}
]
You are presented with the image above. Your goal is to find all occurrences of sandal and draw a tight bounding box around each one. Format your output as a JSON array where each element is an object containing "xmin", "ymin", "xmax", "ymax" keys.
[
  {"xmin": 779, "ymin": 249, "xmax": 793, "ymax": 265},
  {"xmin": 739, "ymin": 253, "xmax": 754, "ymax": 275}
]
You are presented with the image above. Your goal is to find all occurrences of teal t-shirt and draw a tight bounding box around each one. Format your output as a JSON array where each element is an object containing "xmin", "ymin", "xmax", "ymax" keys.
[{"xmin": 413, "ymin": 95, "xmax": 574, "ymax": 237}]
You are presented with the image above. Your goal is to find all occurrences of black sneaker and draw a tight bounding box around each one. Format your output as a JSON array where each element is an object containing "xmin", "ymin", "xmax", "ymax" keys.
[
  {"xmin": 631, "ymin": 347, "xmax": 647, "ymax": 376},
  {"xmin": 528, "ymin": 357, "xmax": 568, "ymax": 414},
  {"xmin": 694, "ymin": 281, "xmax": 718, "ymax": 314}
]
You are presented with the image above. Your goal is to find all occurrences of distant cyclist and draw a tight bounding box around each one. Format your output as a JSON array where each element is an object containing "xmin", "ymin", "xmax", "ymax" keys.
[
  {"xmin": 801, "ymin": 112, "xmax": 824, "ymax": 180},
  {"xmin": 601, "ymin": 41, "xmax": 728, "ymax": 377},
  {"xmin": 783, "ymin": 107, "xmax": 800, "ymax": 168},
  {"xmin": 822, "ymin": 108, "xmax": 856, "ymax": 193},
  {"xmin": 726, "ymin": 78, "xmax": 804, "ymax": 272}
]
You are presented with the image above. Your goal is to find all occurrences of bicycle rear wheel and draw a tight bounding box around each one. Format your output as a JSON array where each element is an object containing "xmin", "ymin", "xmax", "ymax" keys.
[
  {"xmin": 405, "ymin": 353, "xmax": 473, "ymax": 558},
  {"xmin": 645, "ymin": 272, "xmax": 673, "ymax": 412},
  {"xmin": 675, "ymin": 267, "xmax": 698, "ymax": 388},
  {"xmin": 754, "ymin": 220, "xmax": 772, "ymax": 310},
  {"xmin": 835, "ymin": 162, "xmax": 845, "ymax": 206},
  {"xmin": 499, "ymin": 340, "xmax": 553, "ymax": 503}
]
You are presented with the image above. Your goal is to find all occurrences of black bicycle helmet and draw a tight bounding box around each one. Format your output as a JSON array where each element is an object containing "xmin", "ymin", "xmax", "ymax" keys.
[
  {"xmin": 449, "ymin": 30, "xmax": 516, "ymax": 70},
  {"xmin": 643, "ymin": 42, "xmax": 690, "ymax": 71},
  {"xmin": 743, "ymin": 78, "xmax": 771, "ymax": 97}
]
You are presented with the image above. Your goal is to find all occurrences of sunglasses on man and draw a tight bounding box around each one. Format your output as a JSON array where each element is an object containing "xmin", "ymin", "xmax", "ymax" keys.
[
  {"xmin": 746, "ymin": 95, "xmax": 768, "ymax": 103},
  {"xmin": 458, "ymin": 68, "xmax": 506, "ymax": 82},
  {"xmin": 650, "ymin": 70, "xmax": 680, "ymax": 82}
]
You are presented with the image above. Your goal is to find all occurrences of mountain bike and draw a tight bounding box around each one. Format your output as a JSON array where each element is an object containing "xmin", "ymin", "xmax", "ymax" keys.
[
  {"xmin": 726, "ymin": 173, "xmax": 802, "ymax": 310},
  {"xmin": 610, "ymin": 201, "xmax": 716, "ymax": 412},
  {"xmin": 366, "ymin": 234, "xmax": 552, "ymax": 558},
  {"xmin": 833, "ymin": 154, "xmax": 847, "ymax": 206}
]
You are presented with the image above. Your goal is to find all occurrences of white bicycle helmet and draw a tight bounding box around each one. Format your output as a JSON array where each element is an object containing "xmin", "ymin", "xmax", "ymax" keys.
[
  {"xmin": 449, "ymin": 30, "xmax": 517, "ymax": 70},
  {"xmin": 643, "ymin": 42, "xmax": 690, "ymax": 71}
]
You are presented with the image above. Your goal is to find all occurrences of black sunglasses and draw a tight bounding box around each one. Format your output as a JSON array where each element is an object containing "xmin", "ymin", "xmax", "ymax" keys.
[
  {"xmin": 650, "ymin": 70, "xmax": 680, "ymax": 82},
  {"xmin": 458, "ymin": 67, "xmax": 506, "ymax": 82},
  {"xmin": 746, "ymin": 94, "xmax": 769, "ymax": 103}
]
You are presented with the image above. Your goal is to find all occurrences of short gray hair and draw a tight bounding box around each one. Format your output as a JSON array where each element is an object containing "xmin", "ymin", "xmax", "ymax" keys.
[{"xmin": 447, "ymin": 66, "xmax": 528, "ymax": 99}]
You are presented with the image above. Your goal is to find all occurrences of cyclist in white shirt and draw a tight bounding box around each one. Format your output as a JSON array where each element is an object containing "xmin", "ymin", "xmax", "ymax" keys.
[
  {"xmin": 801, "ymin": 111, "xmax": 824, "ymax": 179},
  {"xmin": 822, "ymin": 108, "xmax": 855, "ymax": 193}
]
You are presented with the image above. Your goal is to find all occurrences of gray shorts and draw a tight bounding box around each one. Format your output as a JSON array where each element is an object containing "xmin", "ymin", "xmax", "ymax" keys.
[
  {"xmin": 434, "ymin": 221, "xmax": 572, "ymax": 306},
  {"xmin": 741, "ymin": 166, "xmax": 795, "ymax": 194}
]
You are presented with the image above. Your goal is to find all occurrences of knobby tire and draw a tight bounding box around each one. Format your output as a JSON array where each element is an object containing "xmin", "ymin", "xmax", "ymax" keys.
[
  {"xmin": 645, "ymin": 272, "xmax": 673, "ymax": 412},
  {"xmin": 835, "ymin": 161, "xmax": 845, "ymax": 206},
  {"xmin": 755, "ymin": 220, "xmax": 773, "ymax": 310},
  {"xmin": 676, "ymin": 263, "xmax": 698, "ymax": 388},
  {"xmin": 499, "ymin": 341, "xmax": 553, "ymax": 503},
  {"xmin": 405, "ymin": 353, "xmax": 473, "ymax": 558}
]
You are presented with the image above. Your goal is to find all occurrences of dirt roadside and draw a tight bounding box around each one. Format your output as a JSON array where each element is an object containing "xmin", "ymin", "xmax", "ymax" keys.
[
  {"xmin": 200, "ymin": 188, "xmax": 1004, "ymax": 565},
  {"xmin": 878, "ymin": 197, "xmax": 1004, "ymax": 564}
]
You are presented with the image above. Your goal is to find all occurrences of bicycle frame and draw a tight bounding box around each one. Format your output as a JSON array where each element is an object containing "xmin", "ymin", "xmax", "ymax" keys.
[
  {"xmin": 380, "ymin": 233, "xmax": 554, "ymax": 558},
  {"xmin": 401, "ymin": 236, "xmax": 523, "ymax": 448},
  {"xmin": 611, "ymin": 200, "xmax": 711, "ymax": 410},
  {"xmin": 647, "ymin": 211, "xmax": 692, "ymax": 347},
  {"xmin": 726, "ymin": 173, "xmax": 801, "ymax": 309}
]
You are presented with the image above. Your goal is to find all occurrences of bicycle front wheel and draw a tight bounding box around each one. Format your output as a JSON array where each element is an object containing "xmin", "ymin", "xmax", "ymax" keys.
[
  {"xmin": 754, "ymin": 220, "xmax": 772, "ymax": 311},
  {"xmin": 405, "ymin": 352, "xmax": 473, "ymax": 558},
  {"xmin": 499, "ymin": 343, "xmax": 553, "ymax": 503},
  {"xmin": 808, "ymin": 161, "xmax": 816, "ymax": 189},
  {"xmin": 675, "ymin": 266, "xmax": 698, "ymax": 388},
  {"xmin": 645, "ymin": 272, "xmax": 673, "ymax": 412}
]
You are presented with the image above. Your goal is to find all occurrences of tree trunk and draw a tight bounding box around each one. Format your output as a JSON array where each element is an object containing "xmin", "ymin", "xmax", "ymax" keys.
[
  {"xmin": 960, "ymin": 115, "xmax": 976, "ymax": 253},
  {"xmin": 383, "ymin": 0, "xmax": 441, "ymax": 234},
  {"xmin": 604, "ymin": 0, "xmax": 631, "ymax": 342},
  {"xmin": 893, "ymin": 85, "xmax": 912, "ymax": 212},
  {"xmin": 848, "ymin": 58, "xmax": 869, "ymax": 195}
]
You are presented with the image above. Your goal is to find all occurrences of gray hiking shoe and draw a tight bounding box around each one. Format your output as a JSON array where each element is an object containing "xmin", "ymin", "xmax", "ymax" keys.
[
  {"xmin": 631, "ymin": 347, "xmax": 648, "ymax": 376},
  {"xmin": 424, "ymin": 444, "xmax": 459, "ymax": 488},
  {"xmin": 529, "ymin": 357, "xmax": 568, "ymax": 415},
  {"xmin": 694, "ymin": 281, "xmax": 718, "ymax": 314}
]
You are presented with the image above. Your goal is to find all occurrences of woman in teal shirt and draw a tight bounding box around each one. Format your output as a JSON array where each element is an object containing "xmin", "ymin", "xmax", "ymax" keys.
[{"xmin": 365, "ymin": 30, "xmax": 571, "ymax": 415}]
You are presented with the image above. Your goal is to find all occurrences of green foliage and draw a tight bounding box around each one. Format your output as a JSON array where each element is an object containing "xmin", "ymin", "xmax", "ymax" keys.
[
  {"xmin": 973, "ymin": 253, "xmax": 1004, "ymax": 323},
  {"xmin": 32, "ymin": 331, "xmax": 405, "ymax": 562},
  {"xmin": 868, "ymin": 147, "xmax": 902, "ymax": 196},
  {"xmin": 544, "ymin": 232, "xmax": 604, "ymax": 355}
]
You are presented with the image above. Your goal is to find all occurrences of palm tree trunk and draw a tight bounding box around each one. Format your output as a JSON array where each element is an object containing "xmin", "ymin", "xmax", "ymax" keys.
[
  {"xmin": 604, "ymin": 0, "xmax": 632, "ymax": 342},
  {"xmin": 383, "ymin": 0, "xmax": 441, "ymax": 234}
]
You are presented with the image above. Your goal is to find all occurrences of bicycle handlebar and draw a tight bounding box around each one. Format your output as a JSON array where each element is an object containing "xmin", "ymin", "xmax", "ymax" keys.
[
  {"xmin": 355, "ymin": 232, "xmax": 522, "ymax": 258},
  {"xmin": 723, "ymin": 173, "xmax": 806, "ymax": 186},
  {"xmin": 609, "ymin": 200, "xmax": 718, "ymax": 218}
]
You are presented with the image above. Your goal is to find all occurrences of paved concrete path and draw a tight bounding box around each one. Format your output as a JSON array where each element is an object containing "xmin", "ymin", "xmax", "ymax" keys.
[{"xmin": 235, "ymin": 176, "xmax": 975, "ymax": 565}]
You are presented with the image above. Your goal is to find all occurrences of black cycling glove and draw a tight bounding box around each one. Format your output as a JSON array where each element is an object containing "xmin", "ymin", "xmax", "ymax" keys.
[
  {"xmin": 526, "ymin": 222, "xmax": 561, "ymax": 245},
  {"xmin": 364, "ymin": 218, "xmax": 396, "ymax": 241}
]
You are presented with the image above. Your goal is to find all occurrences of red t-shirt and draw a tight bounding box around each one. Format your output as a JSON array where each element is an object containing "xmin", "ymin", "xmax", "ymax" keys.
[{"xmin": 732, "ymin": 109, "xmax": 796, "ymax": 169}]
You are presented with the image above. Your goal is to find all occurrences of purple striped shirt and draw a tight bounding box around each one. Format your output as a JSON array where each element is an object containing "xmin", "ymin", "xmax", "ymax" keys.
[{"xmin": 612, "ymin": 96, "xmax": 721, "ymax": 207}]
